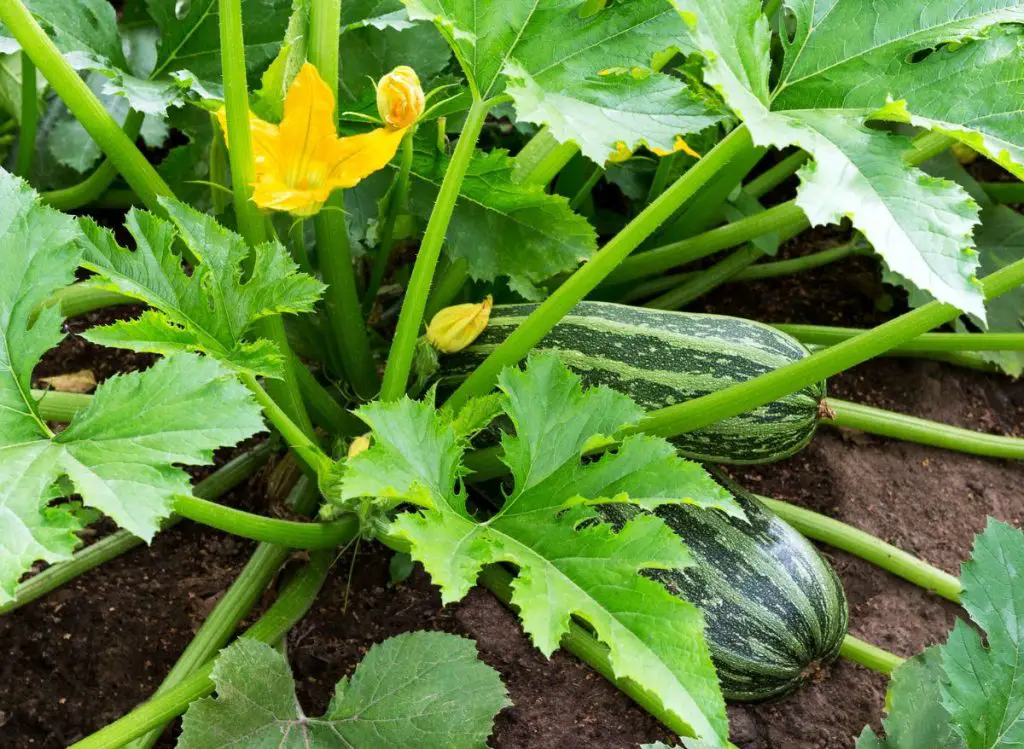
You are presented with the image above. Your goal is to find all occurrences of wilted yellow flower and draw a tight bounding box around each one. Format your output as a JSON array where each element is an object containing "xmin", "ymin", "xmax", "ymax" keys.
[
  {"xmin": 376, "ymin": 66, "xmax": 424, "ymax": 130},
  {"xmin": 427, "ymin": 296, "xmax": 493, "ymax": 354},
  {"xmin": 216, "ymin": 62, "xmax": 406, "ymax": 216},
  {"xmin": 606, "ymin": 136, "xmax": 701, "ymax": 164},
  {"xmin": 348, "ymin": 434, "xmax": 371, "ymax": 458}
]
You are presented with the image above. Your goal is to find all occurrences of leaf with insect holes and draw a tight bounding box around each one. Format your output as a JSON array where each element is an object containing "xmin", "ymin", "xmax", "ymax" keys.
[
  {"xmin": 351, "ymin": 144, "xmax": 596, "ymax": 299},
  {"xmin": 404, "ymin": 0, "xmax": 720, "ymax": 164},
  {"xmin": 177, "ymin": 633, "xmax": 509, "ymax": 748},
  {"xmin": 668, "ymin": 0, "xmax": 1024, "ymax": 320},
  {"xmin": 76, "ymin": 198, "xmax": 325, "ymax": 379},
  {"xmin": 855, "ymin": 648, "xmax": 964, "ymax": 749},
  {"xmin": 340, "ymin": 354, "xmax": 739, "ymax": 745},
  {"xmin": 0, "ymin": 171, "xmax": 265, "ymax": 601}
]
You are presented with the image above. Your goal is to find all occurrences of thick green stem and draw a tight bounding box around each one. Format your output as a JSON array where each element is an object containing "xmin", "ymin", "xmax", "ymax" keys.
[
  {"xmin": 620, "ymin": 241, "xmax": 864, "ymax": 302},
  {"xmin": 239, "ymin": 372, "xmax": 332, "ymax": 475},
  {"xmin": 570, "ymin": 164, "xmax": 604, "ymax": 210},
  {"xmin": 218, "ymin": 0, "xmax": 315, "ymax": 438},
  {"xmin": 294, "ymin": 364, "xmax": 366, "ymax": 436},
  {"xmin": 758, "ymin": 497, "xmax": 961, "ymax": 602},
  {"xmin": 513, "ymin": 126, "xmax": 580, "ymax": 186},
  {"xmin": 44, "ymin": 283, "xmax": 133, "ymax": 318},
  {"xmin": 840, "ymin": 635, "xmax": 904, "ymax": 675},
  {"xmin": 309, "ymin": 0, "xmax": 378, "ymax": 399},
  {"xmin": 69, "ymin": 550, "xmax": 333, "ymax": 749},
  {"xmin": 173, "ymin": 494, "xmax": 357, "ymax": 548},
  {"xmin": 744, "ymin": 150, "xmax": 808, "ymax": 198},
  {"xmin": 647, "ymin": 243, "xmax": 763, "ymax": 309},
  {"xmin": 477, "ymin": 564, "xmax": 691, "ymax": 737},
  {"xmin": 41, "ymin": 112, "xmax": 146, "ymax": 211},
  {"xmin": 447, "ymin": 125, "xmax": 757, "ymax": 410},
  {"xmin": 825, "ymin": 398, "xmax": 1024, "ymax": 460},
  {"xmin": 779, "ymin": 324, "xmax": 1024, "ymax": 352},
  {"xmin": 639, "ymin": 257, "xmax": 1024, "ymax": 442},
  {"xmin": 380, "ymin": 97, "xmax": 491, "ymax": 400},
  {"xmin": 980, "ymin": 181, "xmax": 1024, "ymax": 204},
  {"xmin": 363, "ymin": 128, "xmax": 416, "ymax": 315},
  {"xmin": 0, "ymin": 0, "xmax": 172, "ymax": 211},
  {"xmin": 14, "ymin": 51, "xmax": 37, "ymax": 178},
  {"xmin": 425, "ymin": 256, "xmax": 471, "ymax": 321},
  {"xmin": 0, "ymin": 443, "xmax": 276, "ymax": 617}
]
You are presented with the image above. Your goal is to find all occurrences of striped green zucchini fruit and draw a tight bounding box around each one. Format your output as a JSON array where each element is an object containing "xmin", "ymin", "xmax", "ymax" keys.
[
  {"xmin": 441, "ymin": 301, "xmax": 825, "ymax": 464},
  {"xmin": 601, "ymin": 472, "xmax": 849, "ymax": 702}
]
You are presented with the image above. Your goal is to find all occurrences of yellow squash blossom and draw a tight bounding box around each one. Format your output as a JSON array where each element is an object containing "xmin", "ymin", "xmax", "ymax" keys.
[
  {"xmin": 376, "ymin": 66, "xmax": 425, "ymax": 130},
  {"xmin": 216, "ymin": 62, "xmax": 408, "ymax": 216},
  {"xmin": 427, "ymin": 296, "xmax": 493, "ymax": 353},
  {"xmin": 348, "ymin": 434, "xmax": 371, "ymax": 458}
]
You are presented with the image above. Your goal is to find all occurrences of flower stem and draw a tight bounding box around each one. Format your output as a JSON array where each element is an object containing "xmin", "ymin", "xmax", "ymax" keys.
[
  {"xmin": 14, "ymin": 51, "xmax": 36, "ymax": 178},
  {"xmin": 513, "ymin": 125, "xmax": 580, "ymax": 186},
  {"xmin": 0, "ymin": 0, "xmax": 172, "ymax": 211},
  {"xmin": 570, "ymin": 164, "xmax": 604, "ymax": 210},
  {"xmin": 980, "ymin": 181, "xmax": 1024, "ymax": 204},
  {"xmin": 424, "ymin": 256, "xmax": 470, "ymax": 320},
  {"xmin": 218, "ymin": 0, "xmax": 316, "ymax": 439},
  {"xmin": 446, "ymin": 124, "xmax": 757, "ymax": 410},
  {"xmin": 363, "ymin": 128, "xmax": 416, "ymax": 315},
  {"xmin": 824, "ymin": 398, "xmax": 1024, "ymax": 460},
  {"xmin": 638, "ymin": 256, "xmax": 1024, "ymax": 442},
  {"xmin": 68, "ymin": 549, "xmax": 334, "ymax": 749},
  {"xmin": 839, "ymin": 635, "xmax": 904, "ymax": 675},
  {"xmin": 0, "ymin": 443, "xmax": 276, "ymax": 617},
  {"xmin": 309, "ymin": 0, "xmax": 379, "ymax": 399},
  {"xmin": 380, "ymin": 96, "xmax": 492, "ymax": 400},
  {"xmin": 779, "ymin": 324, "xmax": 1024, "ymax": 352},
  {"xmin": 758, "ymin": 496, "xmax": 960, "ymax": 602}
]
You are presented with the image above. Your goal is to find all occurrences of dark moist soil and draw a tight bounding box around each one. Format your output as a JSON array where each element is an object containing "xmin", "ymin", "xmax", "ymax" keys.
[{"xmin": 3, "ymin": 237, "xmax": 1024, "ymax": 749}]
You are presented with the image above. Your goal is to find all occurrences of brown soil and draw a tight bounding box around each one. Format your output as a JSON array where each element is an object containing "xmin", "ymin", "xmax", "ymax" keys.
[{"xmin": 3, "ymin": 238, "xmax": 1023, "ymax": 748}]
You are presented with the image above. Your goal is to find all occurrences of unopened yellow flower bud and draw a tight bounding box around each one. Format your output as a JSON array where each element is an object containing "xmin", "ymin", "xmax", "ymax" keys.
[
  {"xmin": 427, "ymin": 296, "xmax": 493, "ymax": 354},
  {"xmin": 376, "ymin": 66, "xmax": 425, "ymax": 130},
  {"xmin": 606, "ymin": 141, "xmax": 633, "ymax": 163},
  {"xmin": 348, "ymin": 434, "xmax": 371, "ymax": 458}
]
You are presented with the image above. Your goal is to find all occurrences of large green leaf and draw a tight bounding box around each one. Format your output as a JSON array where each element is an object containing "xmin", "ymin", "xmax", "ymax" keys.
[
  {"xmin": 0, "ymin": 172, "xmax": 266, "ymax": 599},
  {"xmin": 405, "ymin": 0, "xmax": 719, "ymax": 163},
  {"xmin": 77, "ymin": 199, "xmax": 324, "ymax": 378},
  {"xmin": 856, "ymin": 648, "xmax": 965, "ymax": 749},
  {"xmin": 671, "ymin": 0, "xmax": 1024, "ymax": 319},
  {"xmin": 340, "ymin": 355, "xmax": 737, "ymax": 745},
  {"xmin": 178, "ymin": 633, "xmax": 509, "ymax": 748}
]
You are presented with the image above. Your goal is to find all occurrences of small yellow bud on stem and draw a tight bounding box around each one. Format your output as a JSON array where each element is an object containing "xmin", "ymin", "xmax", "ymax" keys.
[
  {"xmin": 377, "ymin": 66, "xmax": 425, "ymax": 130},
  {"xmin": 426, "ymin": 295, "xmax": 494, "ymax": 354}
]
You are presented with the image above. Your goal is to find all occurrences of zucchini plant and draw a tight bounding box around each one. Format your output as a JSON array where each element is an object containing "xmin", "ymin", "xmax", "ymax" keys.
[{"xmin": 0, "ymin": 0, "xmax": 1023, "ymax": 747}]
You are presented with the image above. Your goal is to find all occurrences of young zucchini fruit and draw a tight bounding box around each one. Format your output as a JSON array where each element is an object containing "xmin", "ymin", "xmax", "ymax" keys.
[
  {"xmin": 601, "ymin": 473, "xmax": 849, "ymax": 702},
  {"xmin": 441, "ymin": 301, "xmax": 825, "ymax": 464}
]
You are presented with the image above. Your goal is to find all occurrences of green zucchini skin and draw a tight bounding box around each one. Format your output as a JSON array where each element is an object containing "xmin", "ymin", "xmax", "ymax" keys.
[
  {"xmin": 443, "ymin": 301, "xmax": 825, "ymax": 464},
  {"xmin": 601, "ymin": 473, "xmax": 849, "ymax": 702}
]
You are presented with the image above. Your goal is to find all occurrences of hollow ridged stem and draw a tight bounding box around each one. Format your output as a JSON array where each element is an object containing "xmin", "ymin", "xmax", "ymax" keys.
[
  {"xmin": 840, "ymin": 635, "xmax": 904, "ymax": 675},
  {"xmin": 620, "ymin": 241, "xmax": 865, "ymax": 302},
  {"xmin": 424, "ymin": 257, "xmax": 471, "ymax": 321},
  {"xmin": 309, "ymin": 0, "xmax": 379, "ymax": 399},
  {"xmin": 126, "ymin": 480, "xmax": 345, "ymax": 749},
  {"xmin": 173, "ymin": 494, "xmax": 357, "ymax": 548},
  {"xmin": 0, "ymin": 443, "xmax": 276, "ymax": 617},
  {"xmin": 14, "ymin": 51, "xmax": 36, "ymax": 178},
  {"xmin": 380, "ymin": 96, "xmax": 492, "ymax": 400},
  {"xmin": 218, "ymin": 0, "xmax": 316, "ymax": 440},
  {"xmin": 647, "ymin": 243, "xmax": 763, "ymax": 309},
  {"xmin": 513, "ymin": 126, "xmax": 580, "ymax": 186},
  {"xmin": 758, "ymin": 497, "xmax": 961, "ymax": 602},
  {"xmin": 639, "ymin": 256, "xmax": 1024, "ymax": 442},
  {"xmin": 0, "ymin": 0, "xmax": 172, "ymax": 211},
  {"xmin": 293, "ymin": 364, "xmax": 366, "ymax": 437},
  {"xmin": 446, "ymin": 125, "xmax": 758, "ymax": 410},
  {"xmin": 570, "ymin": 164, "xmax": 604, "ymax": 210},
  {"xmin": 744, "ymin": 150, "xmax": 808, "ymax": 198},
  {"xmin": 363, "ymin": 128, "xmax": 416, "ymax": 315},
  {"xmin": 69, "ymin": 550, "xmax": 334, "ymax": 749},
  {"xmin": 825, "ymin": 398, "xmax": 1024, "ymax": 460},
  {"xmin": 41, "ymin": 112, "xmax": 146, "ymax": 211},
  {"xmin": 779, "ymin": 325, "xmax": 1024, "ymax": 352},
  {"xmin": 981, "ymin": 181, "xmax": 1024, "ymax": 204},
  {"xmin": 44, "ymin": 284, "xmax": 133, "ymax": 318}
]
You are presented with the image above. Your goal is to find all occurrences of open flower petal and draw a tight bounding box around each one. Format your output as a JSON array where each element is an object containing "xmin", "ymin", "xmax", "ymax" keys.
[{"xmin": 326, "ymin": 127, "xmax": 408, "ymax": 190}]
